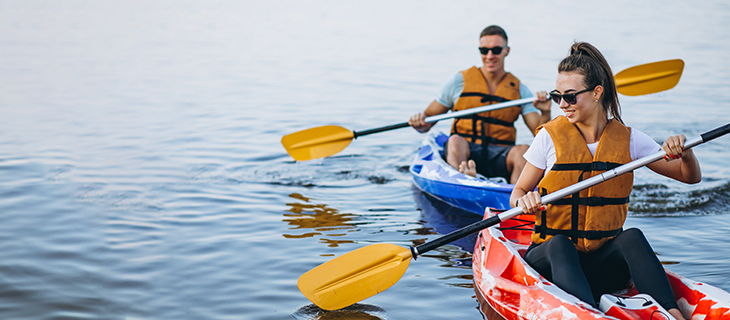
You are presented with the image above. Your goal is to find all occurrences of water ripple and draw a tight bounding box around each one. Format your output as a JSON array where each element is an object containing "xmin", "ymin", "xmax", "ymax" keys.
[{"xmin": 630, "ymin": 180, "xmax": 730, "ymax": 216}]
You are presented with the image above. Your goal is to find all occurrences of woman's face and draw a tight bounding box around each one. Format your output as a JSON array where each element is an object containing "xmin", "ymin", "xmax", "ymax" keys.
[{"xmin": 554, "ymin": 72, "xmax": 601, "ymax": 125}]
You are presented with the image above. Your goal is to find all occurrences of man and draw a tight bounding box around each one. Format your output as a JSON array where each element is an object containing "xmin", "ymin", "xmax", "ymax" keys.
[{"xmin": 408, "ymin": 25, "xmax": 551, "ymax": 184}]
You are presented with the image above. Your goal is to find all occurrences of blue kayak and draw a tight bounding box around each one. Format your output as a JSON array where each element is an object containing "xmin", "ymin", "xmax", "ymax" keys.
[{"xmin": 410, "ymin": 131, "xmax": 514, "ymax": 215}]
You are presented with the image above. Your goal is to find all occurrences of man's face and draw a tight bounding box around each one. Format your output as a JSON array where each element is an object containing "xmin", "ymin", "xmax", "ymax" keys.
[{"xmin": 479, "ymin": 35, "xmax": 509, "ymax": 74}]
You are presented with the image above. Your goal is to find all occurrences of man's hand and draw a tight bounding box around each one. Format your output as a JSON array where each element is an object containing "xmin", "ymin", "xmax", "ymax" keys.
[
  {"xmin": 533, "ymin": 90, "xmax": 551, "ymax": 113},
  {"xmin": 408, "ymin": 112, "xmax": 434, "ymax": 133}
]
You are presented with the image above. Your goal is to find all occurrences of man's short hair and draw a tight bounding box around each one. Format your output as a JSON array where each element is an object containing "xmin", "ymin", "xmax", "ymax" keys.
[{"xmin": 480, "ymin": 25, "xmax": 508, "ymax": 43}]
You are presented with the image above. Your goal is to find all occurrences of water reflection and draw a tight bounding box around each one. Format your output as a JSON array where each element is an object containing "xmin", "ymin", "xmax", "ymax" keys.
[
  {"xmin": 405, "ymin": 226, "xmax": 438, "ymax": 236},
  {"xmin": 411, "ymin": 186, "xmax": 482, "ymax": 290},
  {"xmin": 283, "ymin": 193, "xmax": 358, "ymax": 248},
  {"xmin": 440, "ymin": 273, "xmax": 475, "ymax": 289},
  {"xmin": 474, "ymin": 286, "xmax": 507, "ymax": 320},
  {"xmin": 292, "ymin": 303, "xmax": 389, "ymax": 320},
  {"xmin": 410, "ymin": 186, "xmax": 482, "ymax": 253}
]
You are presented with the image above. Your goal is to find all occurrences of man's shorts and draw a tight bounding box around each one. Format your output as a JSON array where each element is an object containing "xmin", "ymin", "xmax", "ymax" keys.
[{"xmin": 442, "ymin": 139, "xmax": 513, "ymax": 181}]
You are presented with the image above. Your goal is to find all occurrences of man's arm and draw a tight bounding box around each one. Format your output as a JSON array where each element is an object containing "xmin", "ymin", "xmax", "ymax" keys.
[
  {"xmin": 409, "ymin": 100, "xmax": 450, "ymax": 133},
  {"xmin": 523, "ymin": 91, "xmax": 551, "ymax": 135}
]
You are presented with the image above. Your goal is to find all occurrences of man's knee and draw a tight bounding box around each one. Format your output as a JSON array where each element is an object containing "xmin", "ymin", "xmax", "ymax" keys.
[
  {"xmin": 506, "ymin": 145, "xmax": 529, "ymax": 172},
  {"xmin": 447, "ymin": 135, "xmax": 469, "ymax": 154},
  {"xmin": 507, "ymin": 144, "xmax": 529, "ymax": 161},
  {"xmin": 447, "ymin": 134, "xmax": 467, "ymax": 146}
]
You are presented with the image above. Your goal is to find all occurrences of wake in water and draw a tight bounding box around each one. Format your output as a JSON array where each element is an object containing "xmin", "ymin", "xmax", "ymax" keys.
[
  {"xmin": 238, "ymin": 154, "xmax": 400, "ymax": 188},
  {"xmin": 630, "ymin": 180, "xmax": 730, "ymax": 216}
]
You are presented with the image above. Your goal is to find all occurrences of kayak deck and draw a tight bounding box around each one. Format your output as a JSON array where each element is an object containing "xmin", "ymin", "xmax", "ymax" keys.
[
  {"xmin": 410, "ymin": 132, "xmax": 513, "ymax": 215},
  {"xmin": 473, "ymin": 208, "xmax": 730, "ymax": 320}
]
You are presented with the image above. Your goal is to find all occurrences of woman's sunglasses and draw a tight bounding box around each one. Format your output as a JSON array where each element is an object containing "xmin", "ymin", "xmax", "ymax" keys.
[
  {"xmin": 549, "ymin": 86, "xmax": 596, "ymax": 105},
  {"xmin": 478, "ymin": 46, "xmax": 505, "ymax": 55}
]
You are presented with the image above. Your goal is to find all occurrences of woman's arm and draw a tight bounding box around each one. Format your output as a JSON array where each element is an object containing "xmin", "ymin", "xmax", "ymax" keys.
[
  {"xmin": 510, "ymin": 162, "xmax": 546, "ymax": 214},
  {"xmin": 646, "ymin": 134, "xmax": 702, "ymax": 184}
]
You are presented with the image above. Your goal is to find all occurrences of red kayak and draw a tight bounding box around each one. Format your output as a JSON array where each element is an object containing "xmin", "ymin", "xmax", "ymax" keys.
[{"xmin": 473, "ymin": 208, "xmax": 730, "ymax": 320}]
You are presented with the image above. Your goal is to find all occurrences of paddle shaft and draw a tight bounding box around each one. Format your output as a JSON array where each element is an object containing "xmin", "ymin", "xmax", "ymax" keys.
[
  {"xmin": 412, "ymin": 122, "xmax": 730, "ymax": 256},
  {"xmin": 284, "ymin": 60, "xmax": 685, "ymax": 162},
  {"xmin": 353, "ymin": 97, "xmax": 537, "ymax": 138}
]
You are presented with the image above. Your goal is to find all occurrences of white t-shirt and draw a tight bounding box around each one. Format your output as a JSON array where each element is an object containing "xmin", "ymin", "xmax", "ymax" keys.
[{"xmin": 523, "ymin": 122, "xmax": 661, "ymax": 175}]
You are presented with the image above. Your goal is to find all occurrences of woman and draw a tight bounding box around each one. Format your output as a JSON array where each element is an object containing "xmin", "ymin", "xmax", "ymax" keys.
[{"xmin": 511, "ymin": 42, "xmax": 700, "ymax": 320}]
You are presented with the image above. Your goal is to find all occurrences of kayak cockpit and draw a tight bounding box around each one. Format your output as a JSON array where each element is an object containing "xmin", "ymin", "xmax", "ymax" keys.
[{"xmin": 474, "ymin": 208, "xmax": 730, "ymax": 320}]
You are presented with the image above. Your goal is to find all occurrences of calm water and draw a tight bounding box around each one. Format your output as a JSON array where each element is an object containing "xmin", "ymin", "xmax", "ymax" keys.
[{"xmin": 1, "ymin": 1, "xmax": 730, "ymax": 319}]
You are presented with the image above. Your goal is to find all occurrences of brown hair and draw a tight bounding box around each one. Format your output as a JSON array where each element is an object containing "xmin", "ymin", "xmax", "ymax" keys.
[
  {"xmin": 480, "ymin": 25, "xmax": 508, "ymax": 44},
  {"xmin": 558, "ymin": 42, "xmax": 622, "ymax": 124}
]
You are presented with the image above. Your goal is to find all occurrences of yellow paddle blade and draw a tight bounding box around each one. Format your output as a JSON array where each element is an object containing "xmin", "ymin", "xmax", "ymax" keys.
[
  {"xmin": 298, "ymin": 243, "xmax": 413, "ymax": 310},
  {"xmin": 282, "ymin": 60, "xmax": 684, "ymax": 161},
  {"xmin": 281, "ymin": 125, "xmax": 355, "ymax": 161},
  {"xmin": 615, "ymin": 59, "xmax": 684, "ymax": 96}
]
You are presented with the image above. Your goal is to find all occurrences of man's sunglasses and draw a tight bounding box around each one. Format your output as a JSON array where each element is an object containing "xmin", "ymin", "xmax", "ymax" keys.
[
  {"xmin": 549, "ymin": 86, "xmax": 596, "ymax": 105},
  {"xmin": 478, "ymin": 46, "xmax": 505, "ymax": 55}
]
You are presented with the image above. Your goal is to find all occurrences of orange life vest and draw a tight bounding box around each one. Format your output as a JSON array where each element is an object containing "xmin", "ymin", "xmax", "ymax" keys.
[
  {"xmin": 451, "ymin": 67, "xmax": 522, "ymax": 145},
  {"xmin": 533, "ymin": 116, "xmax": 633, "ymax": 253}
]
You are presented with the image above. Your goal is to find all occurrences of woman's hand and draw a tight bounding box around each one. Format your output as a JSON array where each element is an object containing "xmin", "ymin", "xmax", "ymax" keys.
[
  {"xmin": 647, "ymin": 133, "xmax": 701, "ymax": 184},
  {"xmin": 662, "ymin": 134, "xmax": 689, "ymax": 161},
  {"xmin": 516, "ymin": 190, "xmax": 544, "ymax": 214}
]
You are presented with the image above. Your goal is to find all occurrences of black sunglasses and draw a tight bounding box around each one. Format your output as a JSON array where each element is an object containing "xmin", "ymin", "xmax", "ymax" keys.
[
  {"xmin": 478, "ymin": 46, "xmax": 505, "ymax": 55},
  {"xmin": 549, "ymin": 86, "xmax": 596, "ymax": 105}
]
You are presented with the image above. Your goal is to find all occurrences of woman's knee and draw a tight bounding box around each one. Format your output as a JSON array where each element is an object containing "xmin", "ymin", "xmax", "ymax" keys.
[
  {"xmin": 549, "ymin": 234, "xmax": 573, "ymax": 244},
  {"xmin": 615, "ymin": 228, "xmax": 654, "ymax": 255},
  {"xmin": 529, "ymin": 236, "xmax": 582, "ymax": 276},
  {"xmin": 618, "ymin": 228, "xmax": 648, "ymax": 244},
  {"xmin": 545, "ymin": 235, "xmax": 577, "ymax": 253}
]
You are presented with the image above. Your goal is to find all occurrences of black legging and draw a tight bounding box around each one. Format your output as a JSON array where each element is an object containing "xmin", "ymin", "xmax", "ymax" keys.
[{"xmin": 524, "ymin": 228, "xmax": 678, "ymax": 311}]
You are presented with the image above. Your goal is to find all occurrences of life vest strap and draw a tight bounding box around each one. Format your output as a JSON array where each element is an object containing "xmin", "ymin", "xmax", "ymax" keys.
[
  {"xmin": 451, "ymin": 132, "xmax": 516, "ymax": 146},
  {"xmin": 551, "ymin": 196, "xmax": 630, "ymax": 206},
  {"xmin": 551, "ymin": 161, "xmax": 624, "ymax": 172},
  {"xmin": 533, "ymin": 225, "xmax": 623, "ymax": 240},
  {"xmin": 459, "ymin": 92, "xmax": 510, "ymax": 104},
  {"xmin": 474, "ymin": 115, "xmax": 515, "ymax": 128},
  {"xmin": 452, "ymin": 114, "xmax": 515, "ymax": 128}
]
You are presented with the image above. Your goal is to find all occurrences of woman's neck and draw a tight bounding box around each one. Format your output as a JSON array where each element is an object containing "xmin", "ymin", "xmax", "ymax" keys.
[{"xmin": 575, "ymin": 114, "xmax": 609, "ymax": 144}]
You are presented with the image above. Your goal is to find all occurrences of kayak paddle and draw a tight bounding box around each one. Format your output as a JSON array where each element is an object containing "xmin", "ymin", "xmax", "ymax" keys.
[
  {"xmin": 613, "ymin": 59, "xmax": 684, "ymax": 96},
  {"xmin": 282, "ymin": 59, "xmax": 684, "ymax": 161},
  {"xmin": 298, "ymin": 122, "xmax": 729, "ymax": 310}
]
